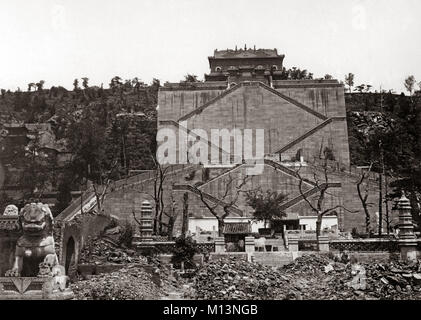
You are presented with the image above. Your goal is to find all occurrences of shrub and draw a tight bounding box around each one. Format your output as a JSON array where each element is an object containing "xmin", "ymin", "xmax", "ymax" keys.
[
  {"xmin": 118, "ymin": 220, "xmax": 134, "ymax": 248},
  {"xmin": 171, "ymin": 236, "xmax": 198, "ymax": 269}
]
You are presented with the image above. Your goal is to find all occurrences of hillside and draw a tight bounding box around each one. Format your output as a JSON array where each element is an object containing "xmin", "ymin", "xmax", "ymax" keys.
[
  {"xmin": 0, "ymin": 79, "xmax": 159, "ymax": 213},
  {"xmin": 0, "ymin": 84, "xmax": 419, "ymax": 215}
]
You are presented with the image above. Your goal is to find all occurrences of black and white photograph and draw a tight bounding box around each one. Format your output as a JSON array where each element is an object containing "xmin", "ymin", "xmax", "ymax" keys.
[{"xmin": 0, "ymin": 0, "xmax": 420, "ymax": 311}]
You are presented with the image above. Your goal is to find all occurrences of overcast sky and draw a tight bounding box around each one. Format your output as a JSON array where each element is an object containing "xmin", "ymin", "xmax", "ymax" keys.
[{"xmin": 0, "ymin": 0, "xmax": 420, "ymax": 93}]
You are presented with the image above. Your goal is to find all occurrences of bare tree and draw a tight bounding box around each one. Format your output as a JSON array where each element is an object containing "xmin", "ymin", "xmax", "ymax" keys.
[
  {"xmin": 296, "ymin": 159, "xmax": 357, "ymax": 247},
  {"xmin": 90, "ymin": 159, "xmax": 119, "ymax": 215},
  {"xmin": 181, "ymin": 192, "xmax": 189, "ymax": 238},
  {"xmin": 190, "ymin": 173, "xmax": 250, "ymax": 236},
  {"xmin": 356, "ymin": 162, "xmax": 374, "ymax": 235},
  {"xmin": 130, "ymin": 149, "xmax": 171, "ymax": 236},
  {"xmin": 132, "ymin": 186, "xmax": 178, "ymax": 240},
  {"xmin": 161, "ymin": 189, "xmax": 178, "ymax": 239}
]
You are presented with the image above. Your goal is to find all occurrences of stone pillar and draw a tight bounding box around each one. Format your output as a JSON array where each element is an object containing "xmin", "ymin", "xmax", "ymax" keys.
[
  {"xmin": 244, "ymin": 236, "xmax": 255, "ymax": 262},
  {"xmin": 288, "ymin": 236, "xmax": 299, "ymax": 252},
  {"xmin": 139, "ymin": 201, "xmax": 153, "ymax": 242},
  {"xmin": 318, "ymin": 236, "xmax": 330, "ymax": 252},
  {"xmin": 397, "ymin": 194, "xmax": 418, "ymax": 262},
  {"xmin": 214, "ymin": 237, "xmax": 225, "ymax": 253},
  {"xmin": 244, "ymin": 237, "xmax": 255, "ymax": 253}
]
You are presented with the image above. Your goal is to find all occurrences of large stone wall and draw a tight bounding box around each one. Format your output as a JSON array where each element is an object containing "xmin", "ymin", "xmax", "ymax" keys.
[
  {"xmin": 158, "ymin": 86, "xmax": 225, "ymax": 122},
  {"xmin": 158, "ymin": 81, "xmax": 350, "ymax": 168},
  {"xmin": 102, "ymin": 165, "xmax": 203, "ymax": 224},
  {"xmin": 98, "ymin": 79, "xmax": 383, "ymax": 235}
]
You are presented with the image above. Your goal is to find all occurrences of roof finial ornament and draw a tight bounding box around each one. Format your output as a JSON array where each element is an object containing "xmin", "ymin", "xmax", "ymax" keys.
[
  {"xmin": 254, "ymin": 45, "xmax": 256, "ymax": 51},
  {"xmin": 244, "ymin": 44, "xmax": 247, "ymax": 50},
  {"xmin": 235, "ymin": 45, "xmax": 237, "ymax": 51}
]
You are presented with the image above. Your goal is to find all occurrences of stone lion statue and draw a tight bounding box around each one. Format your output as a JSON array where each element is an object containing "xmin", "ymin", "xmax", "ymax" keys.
[{"xmin": 5, "ymin": 203, "xmax": 58, "ymax": 277}]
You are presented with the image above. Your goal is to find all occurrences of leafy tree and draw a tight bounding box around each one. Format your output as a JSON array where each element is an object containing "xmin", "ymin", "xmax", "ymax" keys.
[
  {"xmin": 123, "ymin": 79, "xmax": 133, "ymax": 90},
  {"xmin": 81, "ymin": 77, "xmax": 89, "ymax": 89},
  {"xmin": 54, "ymin": 180, "xmax": 73, "ymax": 216},
  {"xmin": 279, "ymin": 67, "xmax": 313, "ymax": 80},
  {"xmin": 245, "ymin": 189, "xmax": 288, "ymax": 240},
  {"xmin": 324, "ymin": 74, "xmax": 333, "ymax": 80},
  {"xmin": 21, "ymin": 133, "xmax": 55, "ymax": 201},
  {"xmin": 345, "ymin": 73, "xmax": 355, "ymax": 93},
  {"xmin": 66, "ymin": 108, "xmax": 110, "ymax": 185},
  {"xmin": 36, "ymin": 80, "xmax": 45, "ymax": 91},
  {"xmin": 27, "ymin": 83, "xmax": 36, "ymax": 92},
  {"xmin": 350, "ymin": 104, "xmax": 421, "ymax": 231},
  {"xmin": 109, "ymin": 76, "xmax": 123, "ymax": 90},
  {"xmin": 404, "ymin": 75, "xmax": 416, "ymax": 96},
  {"xmin": 131, "ymin": 77, "xmax": 139, "ymax": 87},
  {"xmin": 183, "ymin": 74, "xmax": 199, "ymax": 82},
  {"xmin": 73, "ymin": 79, "xmax": 79, "ymax": 91},
  {"xmin": 245, "ymin": 189, "xmax": 287, "ymax": 225},
  {"xmin": 356, "ymin": 84, "xmax": 366, "ymax": 93},
  {"xmin": 151, "ymin": 78, "xmax": 160, "ymax": 89}
]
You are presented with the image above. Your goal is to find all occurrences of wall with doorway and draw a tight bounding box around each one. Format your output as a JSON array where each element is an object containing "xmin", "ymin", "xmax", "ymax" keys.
[{"xmin": 56, "ymin": 213, "xmax": 112, "ymax": 275}]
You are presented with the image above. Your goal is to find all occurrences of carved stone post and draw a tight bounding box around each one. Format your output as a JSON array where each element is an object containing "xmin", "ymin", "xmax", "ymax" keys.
[
  {"xmin": 214, "ymin": 237, "xmax": 225, "ymax": 253},
  {"xmin": 244, "ymin": 236, "xmax": 255, "ymax": 262},
  {"xmin": 288, "ymin": 236, "xmax": 299, "ymax": 252},
  {"xmin": 139, "ymin": 201, "xmax": 153, "ymax": 242},
  {"xmin": 397, "ymin": 194, "xmax": 418, "ymax": 262},
  {"xmin": 318, "ymin": 235, "xmax": 330, "ymax": 252}
]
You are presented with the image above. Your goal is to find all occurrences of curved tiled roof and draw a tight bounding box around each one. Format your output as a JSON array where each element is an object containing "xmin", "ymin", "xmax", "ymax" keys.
[{"xmin": 212, "ymin": 48, "xmax": 282, "ymax": 59}]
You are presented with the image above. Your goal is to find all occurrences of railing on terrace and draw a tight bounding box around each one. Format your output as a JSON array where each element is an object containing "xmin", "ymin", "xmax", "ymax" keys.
[
  {"xmin": 329, "ymin": 239, "xmax": 400, "ymax": 252},
  {"xmin": 310, "ymin": 157, "xmax": 381, "ymax": 182},
  {"xmin": 133, "ymin": 241, "xmax": 215, "ymax": 254},
  {"xmin": 285, "ymin": 229, "xmax": 350, "ymax": 240}
]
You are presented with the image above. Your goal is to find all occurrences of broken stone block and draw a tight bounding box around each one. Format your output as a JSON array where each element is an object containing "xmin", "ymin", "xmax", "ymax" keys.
[
  {"xmin": 324, "ymin": 263, "xmax": 334, "ymax": 273},
  {"xmin": 3, "ymin": 204, "xmax": 18, "ymax": 216},
  {"xmin": 412, "ymin": 273, "xmax": 421, "ymax": 285}
]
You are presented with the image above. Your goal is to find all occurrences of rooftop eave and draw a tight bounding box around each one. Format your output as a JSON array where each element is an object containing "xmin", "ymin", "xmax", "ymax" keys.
[{"xmin": 209, "ymin": 54, "xmax": 285, "ymax": 60}]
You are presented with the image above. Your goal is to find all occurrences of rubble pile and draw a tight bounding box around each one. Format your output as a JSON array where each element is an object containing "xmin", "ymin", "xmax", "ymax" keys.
[
  {"xmin": 71, "ymin": 265, "xmax": 164, "ymax": 300},
  {"xmin": 282, "ymin": 254, "xmax": 332, "ymax": 273},
  {"xmin": 190, "ymin": 254, "xmax": 421, "ymax": 300},
  {"xmin": 279, "ymin": 254, "xmax": 421, "ymax": 300},
  {"xmin": 79, "ymin": 237, "xmax": 147, "ymax": 264},
  {"xmin": 192, "ymin": 257, "xmax": 294, "ymax": 300},
  {"xmin": 324, "ymin": 260, "xmax": 421, "ymax": 300}
]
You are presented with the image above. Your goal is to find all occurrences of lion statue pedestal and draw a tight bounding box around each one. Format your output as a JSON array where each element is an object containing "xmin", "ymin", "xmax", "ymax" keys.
[{"xmin": 0, "ymin": 203, "xmax": 74, "ymax": 300}]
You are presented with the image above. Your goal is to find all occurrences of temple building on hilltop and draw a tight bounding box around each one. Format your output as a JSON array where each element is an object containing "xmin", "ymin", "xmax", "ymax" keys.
[{"xmin": 205, "ymin": 46, "xmax": 285, "ymax": 85}]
